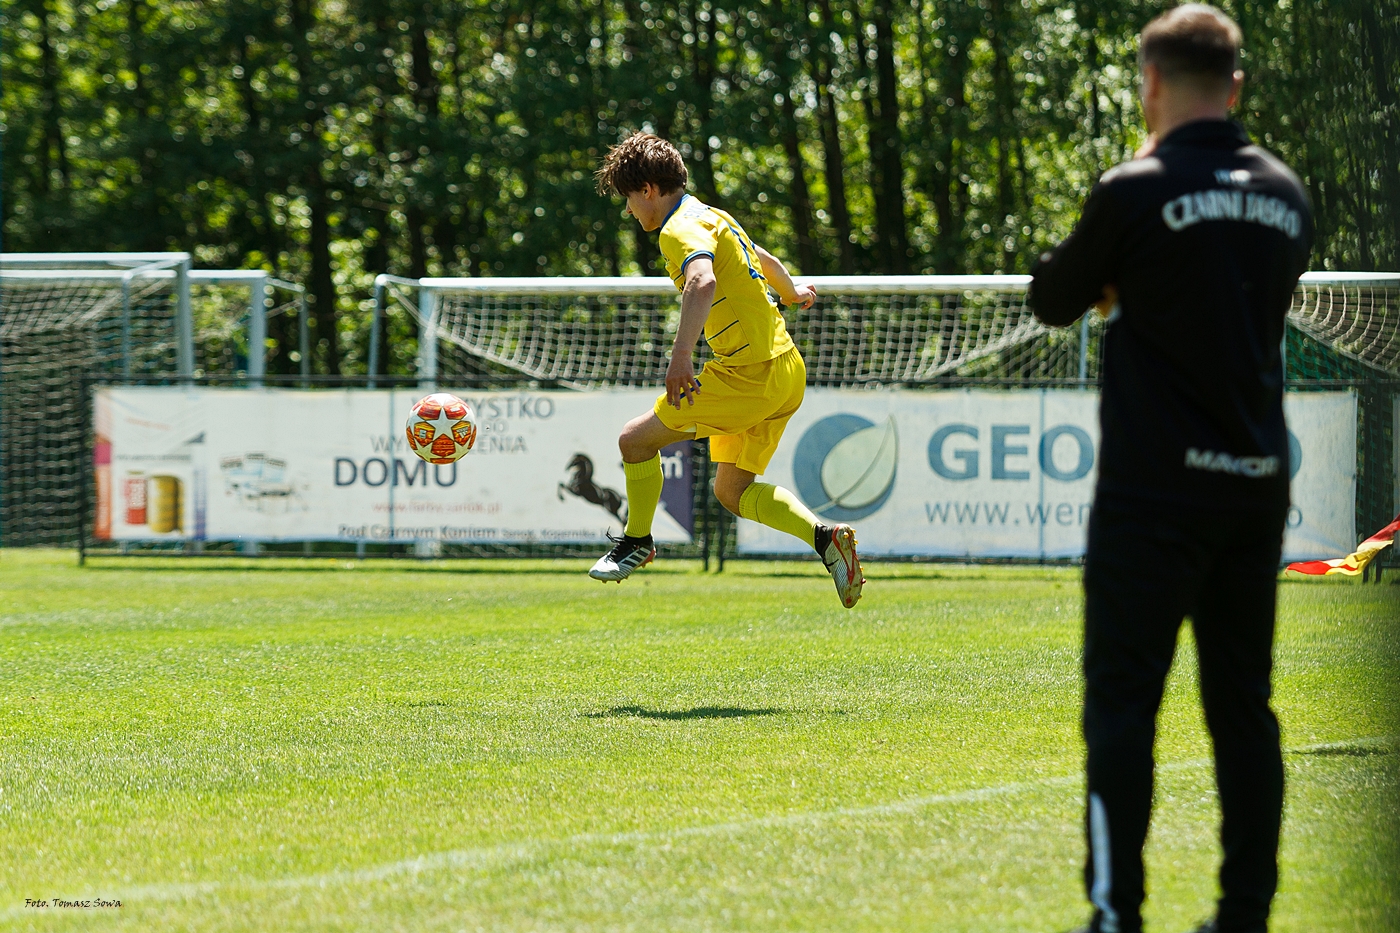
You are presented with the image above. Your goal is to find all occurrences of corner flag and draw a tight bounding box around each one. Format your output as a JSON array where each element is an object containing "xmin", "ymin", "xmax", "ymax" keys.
[{"xmin": 1285, "ymin": 514, "xmax": 1400, "ymax": 577}]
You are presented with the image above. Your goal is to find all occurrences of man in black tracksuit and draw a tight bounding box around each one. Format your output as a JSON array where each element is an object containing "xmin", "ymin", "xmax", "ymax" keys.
[{"xmin": 1030, "ymin": 6, "xmax": 1312, "ymax": 932}]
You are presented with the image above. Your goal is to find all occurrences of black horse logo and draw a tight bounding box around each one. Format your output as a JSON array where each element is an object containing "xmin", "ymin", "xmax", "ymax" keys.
[{"xmin": 558, "ymin": 453, "xmax": 627, "ymax": 525}]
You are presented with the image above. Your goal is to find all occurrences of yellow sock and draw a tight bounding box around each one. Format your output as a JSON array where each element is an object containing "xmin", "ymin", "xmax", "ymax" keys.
[
  {"xmin": 623, "ymin": 454, "xmax": 663, "ymax": 538},
  {"xmin": 738, "ymin": 483, "xmax": 819, "ymax": 549}
]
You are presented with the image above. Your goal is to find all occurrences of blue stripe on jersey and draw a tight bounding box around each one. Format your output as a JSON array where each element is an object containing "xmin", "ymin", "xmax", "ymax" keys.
[{"xmin": 680, "ymin": 250, "xmax": 715, "ymax": 275}]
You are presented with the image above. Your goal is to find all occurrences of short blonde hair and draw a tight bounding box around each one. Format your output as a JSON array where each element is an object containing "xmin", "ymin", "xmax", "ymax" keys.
[{"xmin": 595, "ymin": 133, "xmax": 689, "ymax": 197}]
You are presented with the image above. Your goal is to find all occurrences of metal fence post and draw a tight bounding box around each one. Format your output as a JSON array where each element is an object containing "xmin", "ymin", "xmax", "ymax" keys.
[
  {"xmin": 176, "ymin": 257, "xmax": 194, "ymax": 381},
  {"xmin": 417, "ymin": 286, "xmax": 438, "ymax": 389},
  {"xmin": 369, "ymin": 277, "xmax": 384, "ymax": 389},
  {"xmin": 298, "ymin": 292, "xmax": 310, "ymax": 384},
  {"xmin": 1078, "ymin": 314, "xmax": 1091, "ymax": 383},
  {"xmin": 121, "ymin": 274, "xmax": 133, "ymax": 379},
  {"xmin": 248, "ymin": 273, "xmax": 267, "ymax": 386}
]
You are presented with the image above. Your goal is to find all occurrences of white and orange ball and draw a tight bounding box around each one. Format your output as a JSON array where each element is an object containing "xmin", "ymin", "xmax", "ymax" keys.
[{"xmin": 405, "ymin": 393, "xmax": 477, "ymax": 464}]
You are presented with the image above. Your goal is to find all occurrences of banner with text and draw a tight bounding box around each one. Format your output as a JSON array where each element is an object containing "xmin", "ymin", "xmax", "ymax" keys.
[
  {"xmin": 94, "ymin": 387, "xmax": 692, "ymax": 545},
  {"xmin": 737, "ymin": 389, "xmax": 1356, "ymax": 562}
]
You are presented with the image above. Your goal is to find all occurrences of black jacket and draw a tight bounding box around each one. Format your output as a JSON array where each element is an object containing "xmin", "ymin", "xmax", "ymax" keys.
[{"xmin": 1031, "ymin": 120, "xmax": 1312, "ymax": 508}]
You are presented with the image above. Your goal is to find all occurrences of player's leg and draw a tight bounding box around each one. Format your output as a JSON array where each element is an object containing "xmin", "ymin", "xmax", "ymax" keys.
[
  {"xmin": 1190, "ymin": 504, "xmax": 1287, "ymax": 933},
  {"xmin": 588, "ymin": 411, "xmax": 690, "ymax": 582},
  {"xmin": 714, "ymin": 348, "xmax": 863, "ymax": 608},
  {"xmin": 618, "ymin": 411, "xmax": 690, "ymax": 537},
  {"xmin": 1081, "ymin": 497, "xmax": 1206, "ymax": 933},
  {"xmin": 713, "ymin": 462, "xmax": 817, "ymax": 545}
]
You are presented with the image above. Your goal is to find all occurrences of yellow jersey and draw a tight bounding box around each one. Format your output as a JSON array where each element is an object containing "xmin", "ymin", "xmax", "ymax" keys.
[{"xmin": 657, "ymin": 195, "xmax": 796, "ymax": 365}]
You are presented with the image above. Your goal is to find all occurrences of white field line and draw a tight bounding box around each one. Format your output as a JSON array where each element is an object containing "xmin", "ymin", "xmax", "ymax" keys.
[{"xmin": 7, "ymin": 735, "xmax": 1392, "ymax": 913}]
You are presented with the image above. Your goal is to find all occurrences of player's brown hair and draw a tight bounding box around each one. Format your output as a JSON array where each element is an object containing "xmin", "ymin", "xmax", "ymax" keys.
[
  {"xmin": 1139, "ymin": 4, "xmax": 1241, "ymax": 91},
  {"xmin": 595, "ymin": 132, "xmax": 689, "ymax": 197}
]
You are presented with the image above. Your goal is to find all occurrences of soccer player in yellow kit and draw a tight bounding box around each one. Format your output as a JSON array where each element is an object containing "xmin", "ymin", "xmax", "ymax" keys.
[{"xmin": 590, "ymin": 132, "xmax": 863, "ymax": 608}]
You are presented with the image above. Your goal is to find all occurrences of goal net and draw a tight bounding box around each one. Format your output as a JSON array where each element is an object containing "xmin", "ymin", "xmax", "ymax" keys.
[
  {"xmin": 382, "ymin": 271, "xmax": 1398, "ymax": 542},
  {"xmin": 391, "ymin": 273, "xmax": 1400, "ymax": 388},
  {"xmin": 397, "ymin": 275, "xmax": 1103, "ymax": 389},
  {"xmin": 0, "ymin": 256, "xmax": 305, "ymax": 546}
]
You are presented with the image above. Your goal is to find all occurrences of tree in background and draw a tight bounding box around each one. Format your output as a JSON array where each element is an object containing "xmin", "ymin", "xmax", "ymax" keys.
[{"xmin": 3, "ymin": 0, "xmax": 1396, "ymax": 375}]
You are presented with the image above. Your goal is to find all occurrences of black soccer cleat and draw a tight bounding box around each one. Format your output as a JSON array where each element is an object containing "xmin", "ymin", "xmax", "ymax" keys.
[{"xmin": 589, "ymin": 533, "xmax": 656, "ymax": 582}]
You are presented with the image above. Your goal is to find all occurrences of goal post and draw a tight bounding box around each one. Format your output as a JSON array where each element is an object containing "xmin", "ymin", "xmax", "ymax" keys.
[
  {"xmin": 0, "ymin": 255, "xmax": 310, "ymax": 547},
  {"xmin": 187, "ymin": 270, "xmax": 307, "ymax": 384}
]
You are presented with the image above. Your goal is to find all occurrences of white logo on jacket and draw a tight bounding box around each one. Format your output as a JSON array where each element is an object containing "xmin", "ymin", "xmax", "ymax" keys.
[
  {"xmin": 1161, "ymin": 189, "xmax": 1302, "ymax": 239},
  {"xmin": 1184, "ymin": 447, "xmax": 1281, "ymax": 478}
]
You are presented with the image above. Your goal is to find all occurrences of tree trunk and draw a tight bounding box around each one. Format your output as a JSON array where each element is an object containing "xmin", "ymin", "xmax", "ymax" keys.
[
  {"xmin": 38, "ymin": 0, "xmax": 69, "ymax": 194},
  {"xmin": 1081, "ymin": 4, "xmax": 1100, "ymax": 152},
  {"xmin": 291, "ymin": 0, "xmax": 339, "ymax": 374},
  {"xmin": 688, "ymin": 3, "xmax": 722, "ymax": 204},
  {"xmin": 408, "ymin": 10, "xmax": 440, "ymax": 274},
  {"xmin": 1356, "ymin": 0, "xmax": 1400, "ymax": 268},
  {"xmin": 307, "ymin": 175, "xmax": 340, "ymax": 375},
  {"xmin": 871, "ymin": 0, "xmax": 908, "ymax": 272},
  {"xmin": 934, "ymin": 21, "xmax": 970, "ymax": 273},
  {"xmin": 779, "ymin": 89, "xmax": 819, "ymax": 273},
  {"xmin": 852, "ymin": 0, "xmax": 907, "ymax": 272},
  {"xmin": 127, "ymin": 0, "xmax": 156, "ymax": 247},
  {"xmin": 989, "ymin": 0, "xmax": 1017, "ymax": 272},
  {"xmin": 407, "ymin": 207, "xmax": 429, "ymax": 278},
  {"xmin": 851, "ymin": 5, "xmax": 882, "ymax": 269},
  {"xmin": 810, "ymin": 0, "xmax": 854, "ymax": 273}
]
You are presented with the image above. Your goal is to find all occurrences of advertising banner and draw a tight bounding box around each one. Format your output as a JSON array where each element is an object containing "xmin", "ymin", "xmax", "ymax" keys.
[
  {"xmin": 93, "ymin": 387, "xmax": 693, "ymax": 545},
  {"xmin": 737, "ymin": 389, "xmax": 1357, "ymax": 562}
]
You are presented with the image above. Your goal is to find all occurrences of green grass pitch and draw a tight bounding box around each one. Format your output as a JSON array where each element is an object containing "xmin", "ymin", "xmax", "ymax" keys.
[{"xmin": 1, "ymin": 549, "xmax": 1395, "ymax": 932}]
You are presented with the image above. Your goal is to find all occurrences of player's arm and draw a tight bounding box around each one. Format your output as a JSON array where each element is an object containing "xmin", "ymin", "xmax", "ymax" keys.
[
  {"xmin": 755, "ymin": 245, "xmax": 817, "ymax": 310},
  {"xmin": 1030, "ymin": 183, "xmax": 1120, "ymax": 327},
  {"xmin": 666, "ymin": 257, "xmax": 715, "ymax": 408}
]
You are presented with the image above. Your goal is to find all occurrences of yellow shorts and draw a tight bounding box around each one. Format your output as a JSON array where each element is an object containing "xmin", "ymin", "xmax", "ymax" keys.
[{"xmin": 654, "ymin": 346, "xmax": 806, "ymax": 474}]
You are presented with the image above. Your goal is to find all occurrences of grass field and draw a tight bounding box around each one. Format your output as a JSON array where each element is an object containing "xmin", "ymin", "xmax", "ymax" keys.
[{"xmin": 1, "ymin": 549, "xmax": 1396, "ymax": 932}]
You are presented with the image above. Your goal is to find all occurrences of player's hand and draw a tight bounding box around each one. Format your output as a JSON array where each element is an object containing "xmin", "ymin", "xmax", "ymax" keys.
[
  {"xmin": 786, "ymin": 284, "xmax": 817, "ymax": 310},
  {"xmin": 665, "ymin": 356, "xmax": 702, "ymax": 409},
  {"xmin": 1093, "ymin": 284, "xmax": 1118, "ymax": 318},
  {"xmin": 1134, "ymin": 134, "xmax": 1158, "ymax": 160}
]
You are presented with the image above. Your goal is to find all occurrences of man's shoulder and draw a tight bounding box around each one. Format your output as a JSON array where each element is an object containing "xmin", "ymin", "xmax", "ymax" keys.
[
  {"xmin": 1237, "ymin": 145, "xmax": 1309, "ymax": 200},
  {"xmin": 1096, "ymin": 156, "xmax": 1165, "ymax": 192}
]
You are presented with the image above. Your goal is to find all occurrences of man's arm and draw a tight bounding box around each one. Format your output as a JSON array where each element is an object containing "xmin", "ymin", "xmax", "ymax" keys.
[
  {"xmin": 665, "ymin": 256, "xmax": 716, "ymax": 409},
  {"xmin": 1030, "ymin": 184, "xmax": 1120, "ymax": 327},
  {"xmin": 755, "ymin": 245, "xmax": 816, "ymax": 309}
]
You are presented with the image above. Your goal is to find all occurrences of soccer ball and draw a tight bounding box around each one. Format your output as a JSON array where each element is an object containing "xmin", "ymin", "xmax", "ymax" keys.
[{"xmin": 405, "ymin": 393, "xmax": 477, "ymax": 463}]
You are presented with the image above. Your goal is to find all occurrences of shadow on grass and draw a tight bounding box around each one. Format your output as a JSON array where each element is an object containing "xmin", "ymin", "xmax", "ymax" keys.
[
  {"xmin": 585, "ymin": 705, "xmax": 784, "ymax": 721},
  {"xmin": 1296, "ymin": 743, "xmax": 1393, "ymax": 758}
]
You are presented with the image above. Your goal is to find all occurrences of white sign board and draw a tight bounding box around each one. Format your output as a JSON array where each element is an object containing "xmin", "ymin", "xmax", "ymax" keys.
[
  {"xmin": 93, "ymin": 387, "xmax": 693, "ymax": 545},
  {"xmin": 737, "ymin": 389, "xmax": 1356, "ymax": 562}
]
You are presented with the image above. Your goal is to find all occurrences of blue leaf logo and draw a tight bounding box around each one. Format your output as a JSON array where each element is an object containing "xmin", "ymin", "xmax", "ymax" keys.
[{"xmin": 792, "ymin": 414, "xmax": 898, "ymax": 521}]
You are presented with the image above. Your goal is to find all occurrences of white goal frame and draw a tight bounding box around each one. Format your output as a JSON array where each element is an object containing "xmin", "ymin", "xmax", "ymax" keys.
[
  {"xmin": 373, "ymin": 271, "xmax": 1400, "ymax": 388},
  {"xmin": 0, "ymin": 254, "xmax": 309, "ymax": 382}
]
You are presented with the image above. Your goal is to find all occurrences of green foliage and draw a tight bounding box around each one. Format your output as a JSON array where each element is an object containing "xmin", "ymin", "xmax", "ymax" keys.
[
  {"xmin": 0, "ymin": 551, "xmax": 1396, "ymax": 930},
  {"xmin": 3, "ymin": 0, "xmax": 1398, "ymax": 374}
]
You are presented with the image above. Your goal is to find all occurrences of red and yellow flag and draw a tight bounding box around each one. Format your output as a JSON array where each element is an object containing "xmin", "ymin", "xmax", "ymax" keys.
[{"xmin": 1286, "ymin": 513, "xmax": 1400, "ymax": 577}]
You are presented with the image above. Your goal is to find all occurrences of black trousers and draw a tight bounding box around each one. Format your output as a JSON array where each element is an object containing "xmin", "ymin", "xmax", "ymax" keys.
[{"xmin": 1082, "ymin": 495, "xmax": 1287, "ymax": 933}]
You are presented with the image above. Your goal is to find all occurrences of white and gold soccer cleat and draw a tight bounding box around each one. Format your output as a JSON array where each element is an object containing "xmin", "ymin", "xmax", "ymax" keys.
[
  {"xmin": 589, "ymin": 533, "xmax": 656, "ymax": 582},
  {"xmin": 817, "ymin": 523, "xmax": 864, "ymax": 609}
]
